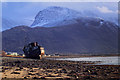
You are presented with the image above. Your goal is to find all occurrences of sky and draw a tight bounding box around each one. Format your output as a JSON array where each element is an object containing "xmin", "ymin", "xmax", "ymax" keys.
[{"xmin": 2, "ymin": 2, "xmax": 119, "ymax": 30}]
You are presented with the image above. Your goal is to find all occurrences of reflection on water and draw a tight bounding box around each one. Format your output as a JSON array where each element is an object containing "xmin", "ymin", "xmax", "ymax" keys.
[{"xmin": 56, "ymin": 56, "xmax": 119, "ymax": 65}]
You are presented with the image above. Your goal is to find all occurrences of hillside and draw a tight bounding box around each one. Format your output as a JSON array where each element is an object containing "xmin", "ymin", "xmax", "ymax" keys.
[{"xmin": 2, "ymin": 18, "xmax": 118, "ymax": 54}]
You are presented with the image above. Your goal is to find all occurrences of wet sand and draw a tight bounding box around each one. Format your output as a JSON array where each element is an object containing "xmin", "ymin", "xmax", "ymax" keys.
[{"xmin": 1, "ymin": 57, "xmax": 120, "ymax": 80}]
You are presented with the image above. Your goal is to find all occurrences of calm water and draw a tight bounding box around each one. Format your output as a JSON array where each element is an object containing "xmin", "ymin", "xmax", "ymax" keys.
[{"xmin": 56, "ymin": 56, "xmax": 119, "ymax": 65}]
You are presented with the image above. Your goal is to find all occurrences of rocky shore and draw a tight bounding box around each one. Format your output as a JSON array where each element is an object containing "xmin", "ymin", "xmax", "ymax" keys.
[{"xmin": 1, "ymin": 57, "xmax": 120, "ymax": 80}]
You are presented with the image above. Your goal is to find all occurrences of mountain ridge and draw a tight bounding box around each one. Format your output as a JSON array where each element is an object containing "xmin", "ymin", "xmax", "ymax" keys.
[{"xmin": 31, "ymin": 6, "xmax": 118, "ymax": 28}]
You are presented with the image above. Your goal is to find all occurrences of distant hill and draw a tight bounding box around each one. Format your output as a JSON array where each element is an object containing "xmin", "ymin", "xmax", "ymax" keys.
[
  {"xmin": 2, "ymin": 17, "xmax": 118, "ymax": 54},
  {"xmin": 2, "ymin": 18, "xmax": 18, "ymax": 31}
]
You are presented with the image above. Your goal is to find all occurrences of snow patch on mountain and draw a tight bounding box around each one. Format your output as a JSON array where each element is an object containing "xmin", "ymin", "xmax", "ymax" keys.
[
  {"xmin": 31, "ymin": 6, "xmax": 118, "ymax": 28},
  {"xmin": 31, "ymin": 6, "xmax": 82, "ymax": 27}
]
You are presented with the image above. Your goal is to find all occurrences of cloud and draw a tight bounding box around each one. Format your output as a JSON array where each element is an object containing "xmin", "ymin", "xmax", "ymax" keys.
[{"xmin": 96, "ymin": 6, "xmax": 114, "ymax": 13}]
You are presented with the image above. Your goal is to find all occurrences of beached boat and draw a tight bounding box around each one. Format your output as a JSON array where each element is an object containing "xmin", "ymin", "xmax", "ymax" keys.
[{"xmin": 23, "ymin": 42, "xmax": 45, "ymax": 59}]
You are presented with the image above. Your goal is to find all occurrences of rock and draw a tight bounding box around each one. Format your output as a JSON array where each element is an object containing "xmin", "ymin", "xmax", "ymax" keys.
[
  {"xmin": 30, "ymin": 70, "xmax": 35, "ymax": 72},
  {"xmin": 28, "ymin": 73, "xmax": 35, "ymax": 75},
  {"xmin": 36, "ymin": 73, "xmax": 41, "ymax": 76},
  {"xmin": 40, "ymin": 77, "xmax": 45, "ymax": 79},
  {"xmin": 33, "ymin": 77, "xmax": 40, "ymax": 79},
  {"xmin": 20, "ymin": 67, "xmax": 23, "ymax": 69},
  {"xmin": 15, "ymin": 68, "xmax": 21, "ymax": 71},
  {"xmin": 96, "ymin": 66, "xmax": 101, "ymax": 69},
  {"xmin": 61, "ymin": 68, "xmax": 67, "ymax": 73},
  {"xmin": 11, "ymin": 72, "xmax": 20, "ymax": 74},
  {"xmin": 46, "ymin": 69, "xmax": 52, "ymax": 72},
  {"xmin": 14, "ymin": 61, "xmax": 21, "ymax": 64},
  {"xmin": 27, "ymin": 76, "xmax": 30, "ymax": 77},
  {"xmin": 24, "ymin": 77, "xmax": 28, "ymax": 79},
  {"xmin": 4, "ymin": 67, "xmax": 9, "ymax": 70},
  {"xmin": 47, "ymin": 74, "xmax": 55, "ymax": 77},
  {"xmin": 83, "ymin": 76, "xmax": 91, "ymax": 79},
  {"xmin": 2, "ymin": 69, "xmax": 5, "ymax": 72},
  {"xmin": 91, "ymin": 72, "xmax": 98, "ymax": 75},
  {"xmin": 69, "ymin": 70, "xmax": 76, "ymax": 74},
  {"xmin": 104, "ymin": 74, "xmax": 107, "ymax": 76}
]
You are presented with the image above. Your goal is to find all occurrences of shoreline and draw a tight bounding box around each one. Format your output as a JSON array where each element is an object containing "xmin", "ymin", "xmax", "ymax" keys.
[
  {"xmin": 1, "ymin": 57, "xmax": 120, "ymax": 80},
  {"xmin": 45, "ymin": 54, "xmax": 120, "ymax": 58},
  {"xmin": 2, "ymin": 54, "xmax": 120, "ymax": 59}
]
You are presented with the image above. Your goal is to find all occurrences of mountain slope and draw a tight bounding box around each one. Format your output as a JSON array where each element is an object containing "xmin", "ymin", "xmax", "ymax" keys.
[
  {"xmin": 2, "ymin": 19, "xmax": 118, "ymax": 54},
  {"xmin": 31, "ymin": 6, "xmax": 118, "ymax": 28},
  {"xmin": 31, "ymin": 6, "xmax": 82, "ymax": 27}
]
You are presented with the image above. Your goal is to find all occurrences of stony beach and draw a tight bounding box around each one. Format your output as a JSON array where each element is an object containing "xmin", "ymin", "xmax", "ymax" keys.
[{"xmin": 1, "ymin": 57, "xmax": 120, "ymax": 80}]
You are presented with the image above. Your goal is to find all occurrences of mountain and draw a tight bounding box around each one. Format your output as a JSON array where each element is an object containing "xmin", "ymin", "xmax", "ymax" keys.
[
  {"xmin": 2, "ymin": 18, "xmax": 33, "ymax": 31},
  {"xmin": 2, "ymin": 6, "xmax": 117, "ymax": 31},
  {"xmin": 31, "ymin": 6, "xmax": 118, "ymax": 28},
  {"xmin": 2, "ymin": 18, "xmax": 20, "ymax": 31},
  {"xmin": 31, "ymin": 6, "xmax": 82, "ymax": 27},
  {"xmin": 2, "ymin": 18, "xmax": 15, "ymax": 31},
  {"xmin": 2, "ymin": 18, "xmax": 118, "ymax": 54}
]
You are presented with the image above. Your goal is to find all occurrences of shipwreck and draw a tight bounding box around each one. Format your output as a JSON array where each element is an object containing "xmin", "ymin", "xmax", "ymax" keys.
[{"xmin": 23, "ymin": 42, "xmax": 45, "ymax": 59}]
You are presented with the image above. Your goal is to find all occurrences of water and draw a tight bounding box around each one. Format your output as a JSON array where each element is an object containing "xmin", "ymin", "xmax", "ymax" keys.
[{"xmin": 56, "ymin": 56, "xmax": 119, "ymax": 65}]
